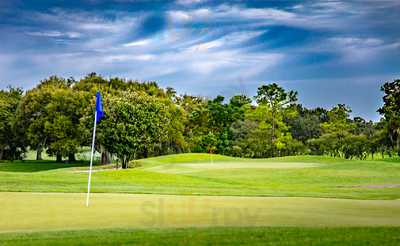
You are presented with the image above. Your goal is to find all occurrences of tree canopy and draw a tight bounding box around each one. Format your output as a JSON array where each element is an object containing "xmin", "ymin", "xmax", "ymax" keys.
[{"xmin": 1, "ymin": 74, "xmax": 398, "ymax": 165}]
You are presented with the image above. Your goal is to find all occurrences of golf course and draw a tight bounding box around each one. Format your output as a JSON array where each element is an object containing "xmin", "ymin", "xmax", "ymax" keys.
[
  {"xmin": 1, "ymin": 0, "xmax": 400, "ymax": 244},
  {"xmin": 1, "ymin": 154, "xmax": 400, "ymax": 245}
]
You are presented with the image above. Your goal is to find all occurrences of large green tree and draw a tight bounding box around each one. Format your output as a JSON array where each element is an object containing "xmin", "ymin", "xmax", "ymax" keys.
[
  {"xmin": 17, "ymin": 76, "xmax": 89, "ymax": 162},
  {"xmin": 178, "ymin": 95, "xmax": 209, "ymax": 152},
  {"xmin": 308, "ymin": 104, "xmax": 371, "ymax": 159},
  {"xmin": 285, "ymin": 105, "xmax": 327, "ymax": 143},
  {"xmin": 101, "ymin": 91, "xmax": 171, "ymax": 168},
  {"xmin": 254, "ymin": 83, "xmax": 298, "ymax": 156},
  {"xmin": 0, "ymin": 87, "xmax": 25, "ymax": 160},
  {"xmin": 44, "ymin": 88, "xmax": 89, "ymax": 162},
  {"xmin": 255, "ymin": 83, "xmax": 297, "ymax": 138},
  {"xmin": 76, "ymin": 73, "xmax": 174, "ymax": 163},
  {"xmin": 378, "ymin": 79, "xmax": 400, "ymax": 155}
]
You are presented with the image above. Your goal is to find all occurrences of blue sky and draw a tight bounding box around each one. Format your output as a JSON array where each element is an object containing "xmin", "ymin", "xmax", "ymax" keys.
[{"xmin": 0, "ymin": 0, "xmax": 399, "ymax": 120}]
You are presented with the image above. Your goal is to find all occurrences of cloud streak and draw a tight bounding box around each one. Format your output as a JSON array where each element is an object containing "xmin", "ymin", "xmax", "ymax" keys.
[{"xmin": 0, "ymin": 0, "xmax": 399, "ymax": 120}]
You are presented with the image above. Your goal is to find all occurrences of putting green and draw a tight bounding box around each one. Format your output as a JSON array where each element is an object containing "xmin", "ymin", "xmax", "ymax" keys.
[
  {"xmin": 145, "ymin": 161, "xmax": 322, "ymax": 174},
  {"xmin": 1, "ymin": 192, "xmax": 400, "ymax": 233}
]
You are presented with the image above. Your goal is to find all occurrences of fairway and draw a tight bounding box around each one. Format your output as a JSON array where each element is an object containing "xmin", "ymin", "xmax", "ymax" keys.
[
  {"xmin": 1, "ymin": 154, "xmax": 400, "ymax": 244},
  {"xmin": 1, "ymin": 154, "xmax": 399, "ymax": 199},
  {"xmin": 1, "ymin": 192, "xmax": 400, "ymax": 232},
  {"xmin": 2, "ymin": 2, "xmax": 399, "ymax": 243}
]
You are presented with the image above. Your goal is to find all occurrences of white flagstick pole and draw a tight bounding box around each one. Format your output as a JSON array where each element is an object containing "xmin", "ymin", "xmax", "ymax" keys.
[{"xmin": 86, "ymin": 112, "xmax": 97, "ymax": 207}]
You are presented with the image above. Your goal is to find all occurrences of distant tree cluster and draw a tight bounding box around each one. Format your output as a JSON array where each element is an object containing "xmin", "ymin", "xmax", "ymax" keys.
[{"xmin": 0, "ymin": 74, "xmax": 399, "ymax": 167}]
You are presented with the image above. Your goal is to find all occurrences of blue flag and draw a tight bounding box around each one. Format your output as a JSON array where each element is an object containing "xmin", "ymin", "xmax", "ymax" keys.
[{"xmin": 95, "ymin": 91, "xmax": 104, "ymax": 122}]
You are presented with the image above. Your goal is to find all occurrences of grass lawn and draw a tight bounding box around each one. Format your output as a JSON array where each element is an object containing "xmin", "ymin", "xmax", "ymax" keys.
[
  {"xmin": 1, "ymin": 192, "xmax": 400, "ymax": 232},
  {"xmin": 0, "ymin": 154, "xmax": 399, "ymax": 199},
  {"xmin": 1, "ymin": 227, "xmax": 400, "ymax": 246},
  {"xmin": 1, "ymin": 154, "xmax": 399, "ymax": 244}
]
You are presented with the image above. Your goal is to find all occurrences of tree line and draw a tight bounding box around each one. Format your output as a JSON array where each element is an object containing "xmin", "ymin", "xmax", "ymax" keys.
[{"xmin": 0, "ymin": 73, "xmax": 399, "ymax": 167}]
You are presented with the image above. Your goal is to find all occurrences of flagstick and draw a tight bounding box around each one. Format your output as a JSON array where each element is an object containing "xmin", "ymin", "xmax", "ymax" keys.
[{"xmin": 86, "ymin": 112, "xmax": 97, "ymax": 207}]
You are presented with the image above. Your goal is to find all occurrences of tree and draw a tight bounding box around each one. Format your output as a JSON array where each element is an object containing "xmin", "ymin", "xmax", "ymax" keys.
[
  {"xmin": 153, "ymin": 98, "xmax": 186, "ymax": 155},
  {"xmin": 352, "ymin": 117, "xmax": 374, "ymax": 137},
  {"xmin": 342, "ymin": 134, "xmax": 368, "ymax": 159},
  {"xmin": 370, "ymin": 120, "xmax": 392, "ymax": 158},
  {"xmin": 318, "ymin": 104, "xmax": 354, "ymax": 157},
  {"xmin": 0, "ymin": 87, "xmax": 25, "ymax": 160},
  {"xmin": 378, "ymin": 79, "xmax": 400, "ymax": 155},
  {"xmin": 206, "ymin": 95, "xmax": 236, "ymax": 154},
  {"xmin": 17, "ymin": 76, "xmax": 88, "ymax": 162},
  {"xmin": 308, "ymin": 104, "xmax": 373, "ymax": 159},
  {"xmin": 285, "ymin": 105, "xmax": 326, "ymax": 143},
  {"xmin": 44, "ymin": 88, "xmax": 89, "ymax": 162},
  {"xmin": 254, "ymin": 83, "xmax": 297, "ymax": 156},
  {"xmin": 178, "ymin": 95, "xmax": 209, "ymax": 152},
  {"xmin": 101, "ymin": 91, "xmax": 170, "ymax": 168},
  {"xmin": 198, "ymin": 132, "xmax": 218, "ymax": 154},
  {"xmin": 5, "ymin": 73, "xmax": 395, "ymax": 162},
  {"xmin": 229, "ymin": 119, "xmax": 258, "ymax": 157}
]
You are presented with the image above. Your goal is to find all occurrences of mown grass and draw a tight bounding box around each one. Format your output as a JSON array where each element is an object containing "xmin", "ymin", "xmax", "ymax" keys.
[
  {"xmin": 2, "ymin": 192, "xmax": 399, "ymax": 232},
  {"xmin": 1, "ymin": 227, "xmax": 400, "ymax": 246},
  {"xmin": 0, "ymin": 154, "xmax": 399, "ymax": 199},
  {"xmin": 1, "ymin": 154, "xmax": 400, "ymax": 244}
]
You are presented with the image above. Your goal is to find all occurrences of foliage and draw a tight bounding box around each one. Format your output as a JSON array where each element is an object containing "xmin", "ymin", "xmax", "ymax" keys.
[
  {"xmin": 253, "ymin": 83, "xmax": 298, "ymax": 156},
  {"xmin": 378, "ymin": 79, "xmax": 400, "ymax": 155},
  {"xmin": 100, "ymin": 91, "xmax": 171, "ymax": 168},
  {"xmin": 16, "ymin": 77, "xmax": 89, "ymax": 162},
  {"xmin": 0, "ymin": 87, "xmax": 25, "ymax": 160},
  {"xmin": 3, "ymin": 74, "xmax": 399, "ymax": 162}
]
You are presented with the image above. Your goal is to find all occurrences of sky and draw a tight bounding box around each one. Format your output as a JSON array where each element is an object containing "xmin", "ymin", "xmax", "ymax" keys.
[{"xmin": 0, "ymin": 0, "xmax": 399, "ymax": 120}]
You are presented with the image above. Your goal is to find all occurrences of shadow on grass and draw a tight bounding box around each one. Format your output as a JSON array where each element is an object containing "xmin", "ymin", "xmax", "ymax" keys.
[{"xmin": 0, "ymin": 160, "xmax": 90, "ymax": 172}]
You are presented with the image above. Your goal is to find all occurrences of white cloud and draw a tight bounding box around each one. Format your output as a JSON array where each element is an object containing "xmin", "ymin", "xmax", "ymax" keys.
[
  {"xmin": 167, "ymin": 3, "xmax": 374, "ymax": 30},
  {"xmin": 186, "ymin": 39, "xmax": 224, "ymax": 51},
  {"xmin": 101, "ymin": 54, "xmax": 155, "ymax": 62},
  {"xmin": 123, "ymin": 39, "xmax": 152, "ymax": 47},
  {"xmin": 135, "ymin": 54, "xmax": 156, "ymax": 61},
  {"xmin": 169, "ymin": 5, "xmax": 297, "ymax": 24},
  {"xmin": 169, "ymin": 11, "xmax": 192, "ymax": 22},
  {"xmin": 324, "ymin": 37, "xmax": 399, "ymax": 62},
  {"xmin": 26, "ymin": 31, "xmax": 81, "ymax": 39},
  {"xmin": 185, "ymin": 30, "xmax": 263, "ymax": 52},
  {"xmin": 176, "ymin": 0, "xmax": 206, "ymax": 6},
  {"xmin": 229, "ymin": 6, "xmax": 296, "ymax": 21},
  {"xmin": 328, "ymin": 37, "xmax": 384, "ymax": 47},
  {"xmin": 31, "ymin": 8, "xmax": 141, "ymax": 35}
]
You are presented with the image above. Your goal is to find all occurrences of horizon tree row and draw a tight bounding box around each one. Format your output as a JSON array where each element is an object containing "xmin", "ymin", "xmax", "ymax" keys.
[{"xmin": 0, "ymin": 73, "xmax": 399, "ymax": 166}]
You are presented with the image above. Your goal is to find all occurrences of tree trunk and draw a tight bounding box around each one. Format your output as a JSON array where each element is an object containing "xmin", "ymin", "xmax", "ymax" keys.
[
  {"xmin": 36, "ymin": 146, "xmax": 43, "ymax": 160},
  {"xmin": 0, "ymin": 148, "xmax": 3, "ymax": 160},
  {"xmin": 121, "ymin": 155, "xmax": 128, "ymax": 169},
  {"xmin": 68, "ymin": 153, "xmax": 76, "ymax": 162},
  {"xmin": 271, "ymin": 110, "xmax": 275, "ymax": 157},
  {"xmin": 397, "ymin": 134, "xmax": 400, "ymax": 157},
  {"xmin": 56, "ymin": 153, "xmax": 62, "ymax": 162},
  {"xmin": 272, "ymin": 111, "xmax": 275, "ymax": 141},
  {"xmin": 101, "ymin": 150, "xmax": 111, "ymax": 164}
]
